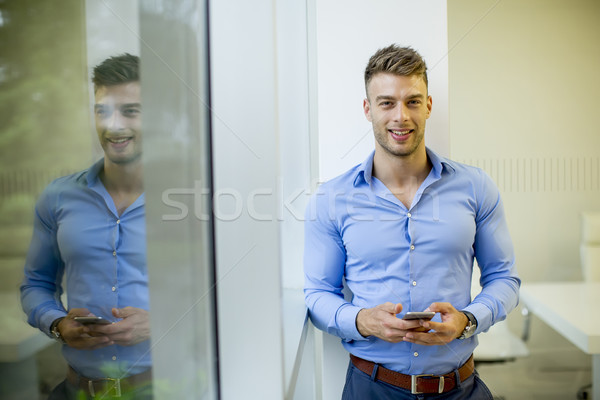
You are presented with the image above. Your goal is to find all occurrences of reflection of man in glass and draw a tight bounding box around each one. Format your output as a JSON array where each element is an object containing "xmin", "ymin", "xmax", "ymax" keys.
[{"xmin": 21, "ymin": 54, "xmax": 152, "ymax": 399}]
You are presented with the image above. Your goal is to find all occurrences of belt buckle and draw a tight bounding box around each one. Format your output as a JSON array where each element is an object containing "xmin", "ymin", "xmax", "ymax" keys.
[
  {"xmin": 411, "ymin": 374, "xmax": 444, "ymax": 394},
  {"xmin": 88, "ymin": 378, "xmax": 122, "ymax": 397}
]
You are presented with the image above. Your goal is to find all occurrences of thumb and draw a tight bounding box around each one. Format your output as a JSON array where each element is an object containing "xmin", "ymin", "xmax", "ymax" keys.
[
  {"xmin": 112, "ymin": 307, "xmax": 127, "ymax": 318},
  {"xmin": 427, "ymin": 302, "xmax": 451, "ymax": 313},
  {"xmin": 380, "ymin": 302, "xmax": 403, "ymax": 315},
  {"xmin": 393, "ymin": 303, "xmax": 403, "ymax": 315}
]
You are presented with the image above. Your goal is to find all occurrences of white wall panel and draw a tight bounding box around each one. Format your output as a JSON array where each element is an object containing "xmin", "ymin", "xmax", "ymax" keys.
[
  {"xmin": 209, "ymin": 1, "xmax": 285, "ymax": 399},
  {"xmin": 315, "ymin": 0, "xmax": 449, "ymax": 182}
]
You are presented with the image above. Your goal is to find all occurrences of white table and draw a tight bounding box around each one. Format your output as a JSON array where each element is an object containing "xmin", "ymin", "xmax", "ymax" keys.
[{"xmin": 520, "ymin": 282, "xmax": 600, "ymax": 399}]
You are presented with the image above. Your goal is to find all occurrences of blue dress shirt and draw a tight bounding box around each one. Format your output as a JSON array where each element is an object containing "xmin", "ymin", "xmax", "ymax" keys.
[
  {"xmin": 21, "ymin": 158, "xmax": 151, "ymax": 378},
  {"xmin": 304, "ymin": 148, "xmax": 520, "ymax": 375}
]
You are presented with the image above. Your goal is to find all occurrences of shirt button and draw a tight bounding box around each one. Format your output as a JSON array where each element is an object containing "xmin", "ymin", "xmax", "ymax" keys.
[
  {"xmin": 413, "ymin": 352, "xmax": 419, "ymax": 357},
  {"xmin": 116, "ymin": 219, "xmax": 120, "ymax": 224},
  {"xmin": 112, "ymin": 251, "xmax": 117, "ymax": 256},
  {"xmin": 407, "ymin": 212, "xmax": 412, "ymax": 218},
  {"xmin": 412, "ymin": 281, "xmax": 417, "ymax": 286},
  {"xmin": 410, "ymin": 245, "xmax": 415, "ymax": 250},
  {"xmin": 112, "ymin": 286, "xmax": 116, "ymax": 292},
  {"xmin": 112, "ymin": 356, "xmax": 117, "ymax": 361}
]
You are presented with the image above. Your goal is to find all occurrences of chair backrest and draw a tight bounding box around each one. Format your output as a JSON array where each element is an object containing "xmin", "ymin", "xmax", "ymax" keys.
[{"xmin": 580, "ymin": 212, "xmax": 600, "ymax": 282}]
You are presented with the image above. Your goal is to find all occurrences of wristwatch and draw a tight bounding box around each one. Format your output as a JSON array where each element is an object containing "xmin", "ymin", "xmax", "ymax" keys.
[
  {"xmin": 50, "ymin": 317, "xmax": 66, "ymax": 344},
  {"xmin": 457, "ymin": 311, "xmax": 477, "ymax": 340}
]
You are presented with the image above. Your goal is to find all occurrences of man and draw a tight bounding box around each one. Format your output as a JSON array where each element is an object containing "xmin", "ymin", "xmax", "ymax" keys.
[
  {"xmin": 304, "ymin": 45, "xmax": 520, "ymax": 399},
  {"xmin": 21, "ymin": 53, "xmax": 152, "ymax": 399}
]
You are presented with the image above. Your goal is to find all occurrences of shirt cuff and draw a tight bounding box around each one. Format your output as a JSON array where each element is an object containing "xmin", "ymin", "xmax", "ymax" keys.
[
  {"xmin": 463, "ymin": 302, "xmax": 491, "ymax": 335},
  {"xmin": 337, "ymin": 305, "xmax": 369, "ymax": 342},
  {"xmin": 41, "ymin": 311, "xmax": 68, "ymax": 338}
]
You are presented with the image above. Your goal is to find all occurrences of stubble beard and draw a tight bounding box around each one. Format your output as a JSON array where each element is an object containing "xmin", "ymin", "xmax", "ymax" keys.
[{"xmin": 374, "ymin": 126, "xmax": 424, "ymax": 158}]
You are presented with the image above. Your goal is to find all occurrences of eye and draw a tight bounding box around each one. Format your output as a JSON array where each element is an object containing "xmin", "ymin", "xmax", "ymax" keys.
[
  {"xmin": 408, "ymin": 100, "xmax": 422, "ymax": 106},
  {"xmin": 94, "ymin": 107, "xmax": 109, "ymax": 117},
  {"xmin": 122, "ymin": 107, "xmax": 141, "ymax": 117},
  {"xmin": 379, "ymin": 101, "xmax": 393, "ymax": 108}
]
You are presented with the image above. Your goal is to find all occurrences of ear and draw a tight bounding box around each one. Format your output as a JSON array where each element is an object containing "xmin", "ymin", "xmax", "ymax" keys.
[
  {"xmin": 363, "ymin": 98, "xmax": 372, "ymax": 122},
  {"xmin": 426, "ymin": 95, "xmax": 432, "ymax": 119}
]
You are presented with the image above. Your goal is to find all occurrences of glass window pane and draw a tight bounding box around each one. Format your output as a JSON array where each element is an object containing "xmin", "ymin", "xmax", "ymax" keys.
[
  {"xmin": 140, "ymin": 1, "xmax": 218, "ymax": 399},
  {"xmin": 5, "ymin": 0, "xmax": 218, "ymax": 398}
]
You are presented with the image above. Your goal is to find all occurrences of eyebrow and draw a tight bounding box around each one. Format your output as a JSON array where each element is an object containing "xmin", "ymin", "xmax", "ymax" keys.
[
  {"xmin": 374, "ymin": 93, "xmax": 425, "ymax": 102},
  {"xmin": 374, "ymin": 95, "xmax": 396, "ymax": 102},
  {"xmin": 94, "ymin": 103, "xmax": 142, "ymax": 109},
  {"xmin": 121, "ymin": 103, "xmax": 142, "ymax": 108}
]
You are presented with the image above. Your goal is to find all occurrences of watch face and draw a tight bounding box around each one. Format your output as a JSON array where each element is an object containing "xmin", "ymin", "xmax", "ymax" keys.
[
  {"xmin": 459, "ymin": 312, "xmax": 476, "ymax": 339},
  {"xmin": 51, "ymin": 322, "xmax": 66, "ymax": 343}
]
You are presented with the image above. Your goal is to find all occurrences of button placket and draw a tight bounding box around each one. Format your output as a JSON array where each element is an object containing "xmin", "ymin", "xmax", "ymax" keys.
[{"xmin": 111, "ymin": 218, "xmax": 119, "ymax": 305}]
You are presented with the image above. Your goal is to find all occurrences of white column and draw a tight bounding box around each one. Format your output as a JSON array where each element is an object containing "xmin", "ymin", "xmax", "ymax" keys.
[{"xmin": 210, "ymin": 1, "xmax": 285, "ymax": 399}]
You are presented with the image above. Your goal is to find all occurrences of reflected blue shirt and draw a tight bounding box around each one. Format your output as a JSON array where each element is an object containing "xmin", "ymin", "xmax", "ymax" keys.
[
  {"xmin": 20, "ymin": 158, "xmax": 151, "ymax": 378},
  {"xmin": 304, "ymin": 148, "xmax": 520, "ymax": 375}
]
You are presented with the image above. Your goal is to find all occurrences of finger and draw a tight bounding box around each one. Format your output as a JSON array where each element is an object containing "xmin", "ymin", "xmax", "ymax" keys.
[
  {"xmin": 112, "ymin": 307, "xmax": 124, "ymax": 318},
  {"xmin": 67, "ymin": 308, "xmax": 93, "ymax": 317},
  {"xmin": 87, "ymin": 324, "xmax": 114, "ymax": 335},
  {"xmin": 421, "ymin": 319, "xmax": 455, "ymax": 334},
  {"xmin": 427, "ymin": 302, "xmax": 454, "ymax": 314},
  {"xmin": 407, "ymin": 326, "xmax": 430, "ymax": 332},
  {"xmin": 90, "ymin": 318, "xmax": 126, "ymax": 335},
  {"xmin": 400, "ymin": 319, "xmax": 423, "ymax": 330},
  {"xmin": 403, "ymin": 330, "xmax": 448, "ymax": 345},
  {"xmin": 68, "ymin": 333, "xmax": 112, "ymax": 349}
]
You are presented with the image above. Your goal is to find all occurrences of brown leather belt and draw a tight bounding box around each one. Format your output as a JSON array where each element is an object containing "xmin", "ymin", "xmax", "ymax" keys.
[
  {"xmin": 350, "ymin": 354, "xmax": 475, "ymax": 394},
  {"xmin": 67, "ymin": 365, "xmax": 152, "ymax": 398}
]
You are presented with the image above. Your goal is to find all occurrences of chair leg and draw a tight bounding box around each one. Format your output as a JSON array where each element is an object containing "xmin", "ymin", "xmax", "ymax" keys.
[
  {"xmin": 521, "ymin": 306, "xmax": 531, "ymax": 342},
  {"xmin": 576, "ymin": 383, "xmax": 592, "ymax": 399}
]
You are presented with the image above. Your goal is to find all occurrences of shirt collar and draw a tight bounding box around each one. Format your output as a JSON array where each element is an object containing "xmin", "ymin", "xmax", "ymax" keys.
[
  {"xmin": 85, "ymin": 158, "xmax": 105, "ymax": 188},
  {"xmin": 84, "ymin": 157, "xmax": 146, "ymax": 211},
  {"xmin": 353, "ymin": 147, "xmax": 455, "ymax": 187}
]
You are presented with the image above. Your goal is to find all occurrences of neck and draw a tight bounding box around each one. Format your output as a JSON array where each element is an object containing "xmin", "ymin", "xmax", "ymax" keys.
[
  {"xmin": 100, "ymin": 158, "xmax": 144, "ymax": 194},
  {"xmin": 372, "ymin": 146, "xmax": 431, "ymax": 188}
]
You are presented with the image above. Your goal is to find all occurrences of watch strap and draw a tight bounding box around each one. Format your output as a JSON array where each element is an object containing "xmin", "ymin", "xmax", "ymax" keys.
[
  {"xmin": 50, "ymin": 317, "xmax": 66, "ymax": 343},
  {"xmin": 458, "ymin": 311, "xmax": 477, "ymax": 340}
]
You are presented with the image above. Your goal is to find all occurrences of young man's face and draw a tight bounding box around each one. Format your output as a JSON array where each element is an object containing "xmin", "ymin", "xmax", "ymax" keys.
[
  {"xmin": 94, "ymin": 82, "xmax": 142, "ymax": 166},
  {"xmin": 363, "ymin": 73, "xmax": 432, "ymax": 159}
]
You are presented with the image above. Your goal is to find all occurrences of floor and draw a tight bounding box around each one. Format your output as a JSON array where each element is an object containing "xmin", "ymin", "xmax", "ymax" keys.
[{"xmin": 477, "ymin": 344, "xmax": 592, "ymax": 400}]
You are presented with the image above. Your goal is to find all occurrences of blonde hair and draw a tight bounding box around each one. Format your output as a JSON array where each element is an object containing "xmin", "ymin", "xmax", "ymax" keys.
[{"xmin": 364, "ymin": 45, "xmax": 428, "ymax": 95}]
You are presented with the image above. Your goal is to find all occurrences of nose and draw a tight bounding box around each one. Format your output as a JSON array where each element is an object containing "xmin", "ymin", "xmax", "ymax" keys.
[
  {"xmin": 393, "ymin": 103, "xmax": 409, "ymax": 122},
  {"xmin": 105, "ymin": 110, "xmax": 126, "ymax": 131}
]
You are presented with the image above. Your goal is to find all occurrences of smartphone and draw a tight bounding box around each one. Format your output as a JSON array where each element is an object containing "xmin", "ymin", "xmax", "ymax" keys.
[
  {"xmin": 74, "ymin": 316, "xmax": 112, "ymax": 325},
  {"xmin": 402, "ymin": 311, "xmax": 435, "ymax": 320}
]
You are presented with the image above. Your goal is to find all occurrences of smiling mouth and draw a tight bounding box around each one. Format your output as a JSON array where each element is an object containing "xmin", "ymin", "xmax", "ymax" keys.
[
  {"xmin": 107, "ymin": 137, "xmax": 132, "ymax": 144},
  {"xmin": 389, "ymin": 129, "xmax": 413, "ymax": 138}
]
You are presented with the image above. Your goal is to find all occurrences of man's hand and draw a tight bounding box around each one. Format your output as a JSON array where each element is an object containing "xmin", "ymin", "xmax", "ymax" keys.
[
  {"xmin": 356, "ymin": 303, "xmax": 426, "ymax": 342},
  {"xmin": 58, "ymin": 308, "xmax": 113, "ymax": 350},
  {"xmin": 402, "ymin": 302, "xmax": 469, "ymax": 345},
  {"xmin": 88, "ymin": 307, "xmax": 150, "ymax": 346}
]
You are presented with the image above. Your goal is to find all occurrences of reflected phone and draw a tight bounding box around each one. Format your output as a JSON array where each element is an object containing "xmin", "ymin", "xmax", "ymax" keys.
[
  {"xmin": 402, "ymin": 311, "xmax": 435, "ymax": 320},
  {"xmin": 73, "ymin": 316, "xmax": 111, "ymax": 325}
]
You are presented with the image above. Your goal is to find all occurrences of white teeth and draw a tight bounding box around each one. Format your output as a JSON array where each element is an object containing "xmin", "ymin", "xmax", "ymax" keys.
[
  {"xmin": 391, "ymin": 130, "xmax": 410, "ymax": 136},
  {"xmin": 108, "ymin": 138, "xmax": 130, "ymax": 143}
]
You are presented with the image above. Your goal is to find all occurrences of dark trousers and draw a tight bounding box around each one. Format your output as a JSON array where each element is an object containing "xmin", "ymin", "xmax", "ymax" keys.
[{"xmin": 341, "ymin": 360, "xmax": 494, "ymax": 400}]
